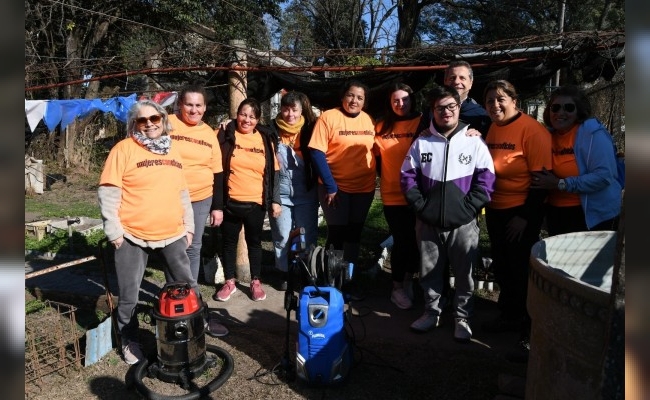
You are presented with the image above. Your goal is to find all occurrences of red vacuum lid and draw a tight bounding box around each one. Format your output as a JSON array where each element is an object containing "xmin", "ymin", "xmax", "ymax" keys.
[{"xmin": 158, "ymin": 282, "xmax": 201, "ymax": 317}]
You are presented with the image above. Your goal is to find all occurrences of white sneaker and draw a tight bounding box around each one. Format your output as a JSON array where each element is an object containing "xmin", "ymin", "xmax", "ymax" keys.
[
  {"xmin": 410, "ymin": 312, "xmax": 440, "ymax": 332},
  {"xmin": 122, "ymin": 341, "xmax": 144, "ymax": 365},
  {"xmin": 391, "ymin": 288, "xmax": 413, "ymax": 310},
  {"xmin": 454, "ymin": 318, "xmax": 472, "ymax": 342}
]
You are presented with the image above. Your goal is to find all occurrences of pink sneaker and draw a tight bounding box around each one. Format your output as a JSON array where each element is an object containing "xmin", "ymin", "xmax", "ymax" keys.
[
  {"xmin": 250, "ymin": 279, "xmax": 266, "ymax": 301},
  {"xmin": 213, "ymin": 279, "xmax": 237, "ymax": 301}
]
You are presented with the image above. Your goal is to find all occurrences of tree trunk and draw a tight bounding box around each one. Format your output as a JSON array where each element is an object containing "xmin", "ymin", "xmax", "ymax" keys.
[
  {"xmin": 396, "ymin": 0, "xmax": 438, "ymax": 50},
  {"xmin": 229, "ymin": 39, "xmax": 251, "ymax": 283}
]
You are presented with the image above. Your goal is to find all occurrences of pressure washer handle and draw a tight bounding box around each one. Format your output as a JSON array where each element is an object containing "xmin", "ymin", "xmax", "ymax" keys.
[{"xmin": 162, "ymin": 282, "xmax": 191, "ymax": 299}]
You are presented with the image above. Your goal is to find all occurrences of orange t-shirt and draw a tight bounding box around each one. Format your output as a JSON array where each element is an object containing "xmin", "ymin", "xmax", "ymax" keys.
[
  {"xmin": 228, "ymin": 130, "xmax": 279, "ymax": 205},
  {"xmin": 99, "ymin": 137, "xmax": 188, "ymax": 241},
  {"xmin": 485, "ymin": 113, "xmax": 552, "ymax": 209},
  {"xmin": 548, "ymin": 125, "xmax": 581, "ymax": 207},
  {"xmin": 374, "ymin": 117, "xmax": 421, "ymax": 205},
  {"xmin": 309, "ymin": 108, "xmax": 376, "ymax": 193},
  {"xmin": 169, "ymin": 114, "xmax": 223, "ymax": 202}
]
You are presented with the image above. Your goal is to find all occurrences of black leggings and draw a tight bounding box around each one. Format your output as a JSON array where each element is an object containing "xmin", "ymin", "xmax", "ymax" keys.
[
  {"xmin": 220, "ymin": 203, "xmax": 266, "ymax": 280},
  {"xmin": 383, "ymin": 205, "xmax": 419, "ymax": 282},
  {"xmin": 485, "ymin": 206, "xmax": 544, "ymax": 322}
]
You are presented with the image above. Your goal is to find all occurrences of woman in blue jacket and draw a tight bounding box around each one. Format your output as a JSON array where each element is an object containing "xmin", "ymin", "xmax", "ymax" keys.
[
  {"xmin": 531, "ymin": 85, "xmax": 621, "ymax": 235},
  {"xmin": 270, "ymin": 91, "xmax": 319, "ymax": 290}
]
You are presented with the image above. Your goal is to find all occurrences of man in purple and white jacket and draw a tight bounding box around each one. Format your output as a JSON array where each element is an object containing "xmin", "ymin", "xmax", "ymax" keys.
[{"xmin": 400, "ymin": 85, "xmax": 495, "ymax": 342}]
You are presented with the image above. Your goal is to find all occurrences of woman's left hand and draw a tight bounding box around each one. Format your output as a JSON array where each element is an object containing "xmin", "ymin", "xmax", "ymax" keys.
[
  {"xmin": 530, "ymin": 167, "xmax": 559, "ymax": 190},
  {"xmin": 271, "ymin": 203, "xmax": 282, "ymax": 218},
  {"xmin": 185, "ymin": 232, "xmax": 194, "ymax": 247},
  {"xmin": 210, "ymin": 210, "xmax": 223, "ymax": 227}
]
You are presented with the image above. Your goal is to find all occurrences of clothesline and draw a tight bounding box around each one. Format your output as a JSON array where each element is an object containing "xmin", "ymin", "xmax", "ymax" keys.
[{"xmin": 24, "ymin": 92, "xmax": 178, "ymax": 133}]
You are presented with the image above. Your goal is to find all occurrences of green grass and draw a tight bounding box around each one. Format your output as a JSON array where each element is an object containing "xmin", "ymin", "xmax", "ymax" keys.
[
  {"xmin": 25, "ymin": 197, "xmax": 101, "ymax": 219},
  {"xmin": 144, "ymin": 266, "xmax": 166, "ymax": 283}
]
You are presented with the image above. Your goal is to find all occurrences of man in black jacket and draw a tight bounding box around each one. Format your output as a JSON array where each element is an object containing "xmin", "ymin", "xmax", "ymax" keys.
[{"xmin": 444, "ymin": 60, "xmax": 492, "ymax": 137}]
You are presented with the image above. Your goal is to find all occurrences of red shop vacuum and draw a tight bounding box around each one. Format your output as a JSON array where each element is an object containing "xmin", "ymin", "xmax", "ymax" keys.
[{"xmin": 132, "ymin": 282, "xmax": 234, "ymax": 399}]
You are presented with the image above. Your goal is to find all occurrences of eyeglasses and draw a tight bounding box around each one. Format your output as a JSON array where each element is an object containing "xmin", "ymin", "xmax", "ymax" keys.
[
  {"xmin": 550, "ymin": 103, "xmax": 576, "ymax": 113},
  {"xmin": 433, "ymin": 103, "xmax": 459, "ymax": 113},
  {"xmin": 135, "ymin": 114, "xmax": 163, "ymax": 125},
  {"xmin": 238, "ymin": 113, "xmax": 258, "ymax": 120}
]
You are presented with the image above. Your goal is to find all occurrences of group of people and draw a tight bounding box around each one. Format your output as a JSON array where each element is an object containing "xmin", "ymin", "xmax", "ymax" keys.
[
  {"xmin": 98, "ymin": 60, "xmax": 622, "ymax": 365},
  {"xmin": 399, "ymin": 64, "xmax": 621, "ymax": 354}
]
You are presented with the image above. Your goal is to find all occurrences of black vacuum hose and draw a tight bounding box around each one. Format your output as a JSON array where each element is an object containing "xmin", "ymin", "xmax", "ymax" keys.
[{"xmin": 132, "ymin": 344, "xmax": 234, "ymax": 400}]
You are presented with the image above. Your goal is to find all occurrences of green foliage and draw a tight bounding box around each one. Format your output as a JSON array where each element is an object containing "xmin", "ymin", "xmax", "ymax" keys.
[
  {"xmin": 419, "ymin": 0, "xmax": 624, "ymax": 45},
  {"xmin": 25, "ymin": 229, "xmax": 106, "ymax": 255},
  {"xmin": 118, "ymin": 30, "xmax": 165, "ymax": 71},
  {"xmin": 345, "ymin": 55, "xmax": 382, "ymax": 67},
  {"xmin": 95, "ymin": 309, "xmax": 107, "ymax": 321},
  {"xmin": 275, "ymin": 0, "xmax": 318, "ymax": 58},
  {"xmin": 25, "ymin": 198, "xmax": 101, "ymax": 220},
  {"xmin": 25, "ymin": 297, "xmax": 47, "ymax": 315}
]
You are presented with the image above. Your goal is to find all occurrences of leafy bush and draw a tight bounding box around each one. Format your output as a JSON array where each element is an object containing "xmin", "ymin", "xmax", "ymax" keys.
[
  {"xmin": 25, "ymin": 229, "xmax": 106, "ymax": 255},
  {"xmin": 25, "ymin": 297, "xmax": 47, "ymax": 314}
]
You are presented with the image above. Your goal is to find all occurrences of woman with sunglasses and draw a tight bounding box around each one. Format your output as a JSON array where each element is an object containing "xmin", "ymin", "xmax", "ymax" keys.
[
  {"xmin": 213, "ymin": 98, "xmax": 281, "ymax": 302},
  {"xmin": 530, "ymin": 85, "xmax": 621, "ymax": 235},
  {"xmin": 98, "ymin": 100, "xmax": 196, "ymax": 365},
  {"xmin": 481, "ymin": 80, "xmax": 552, "ymax": 353},
  {"xmin": 167, "ymin": 83, "xmax": 229, "ymax": 337}
]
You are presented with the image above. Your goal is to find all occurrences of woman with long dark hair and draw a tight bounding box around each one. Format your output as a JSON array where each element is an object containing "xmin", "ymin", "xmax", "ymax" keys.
[{"xmin": 213, "ymin": 98, "xmax": 281, "ymax": 302}]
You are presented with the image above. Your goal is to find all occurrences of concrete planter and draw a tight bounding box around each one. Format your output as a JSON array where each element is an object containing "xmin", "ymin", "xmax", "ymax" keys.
[{"xmin": 526, "ymin": 231, "xmax": 616, "ymax": 400}]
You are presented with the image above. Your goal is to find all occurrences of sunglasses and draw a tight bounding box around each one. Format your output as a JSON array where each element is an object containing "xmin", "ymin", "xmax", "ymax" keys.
[
  {"xmin": 550, "ymin": 103, "xmax": 576, "ymax": 113},
  {"xmin": 135, "ymin": 114, "xmax": 163, "ymax": 125}
]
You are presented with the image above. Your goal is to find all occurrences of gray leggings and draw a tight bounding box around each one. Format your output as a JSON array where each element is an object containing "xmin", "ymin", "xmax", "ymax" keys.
[{"xmin": 113, "ymin": 237, "xmax": 195, "ymax": 342}]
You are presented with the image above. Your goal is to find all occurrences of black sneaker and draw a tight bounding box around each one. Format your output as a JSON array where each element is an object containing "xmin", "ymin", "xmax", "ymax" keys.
[{"xmin": 205, "ymin": 315, "xmax": 229, "ymax": 338}]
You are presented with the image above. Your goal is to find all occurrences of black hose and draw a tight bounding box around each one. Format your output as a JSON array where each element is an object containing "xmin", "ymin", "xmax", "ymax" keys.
[{"xmin": 132, "ymin": 344, "xmax": 234, "ymax": 400}]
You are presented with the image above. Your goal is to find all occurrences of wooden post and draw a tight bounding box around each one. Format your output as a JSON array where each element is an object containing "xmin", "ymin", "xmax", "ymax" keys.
[{"xmin": 229, "ymin": 39, "xmax": 251, "ymax": 283}]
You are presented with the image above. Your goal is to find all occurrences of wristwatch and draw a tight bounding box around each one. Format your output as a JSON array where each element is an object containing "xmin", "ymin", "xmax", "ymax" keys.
[{"xmin": 557, "ymin": 179, "xmax": 567, "ymax": 191}]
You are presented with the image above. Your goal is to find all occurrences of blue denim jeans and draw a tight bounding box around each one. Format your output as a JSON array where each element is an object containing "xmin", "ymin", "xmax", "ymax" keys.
[
  {"xmin": 188, "ymin": 197, "xmax": 211, "ymax": 282},
  {"xmin": 270, "ymin": 201, "xmax": 319, "ymax": 272}
]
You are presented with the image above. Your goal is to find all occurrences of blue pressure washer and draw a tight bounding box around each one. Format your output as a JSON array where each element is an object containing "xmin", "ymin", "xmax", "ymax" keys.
[{"xmin": 278, "ymin": 228, "xmax": 354, "ymax": 386}]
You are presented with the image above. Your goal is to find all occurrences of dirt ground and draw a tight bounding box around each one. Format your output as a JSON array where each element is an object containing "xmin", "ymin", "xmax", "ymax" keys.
[{"xmin": 25, "ymin": 170, "xmax": 526, "ymax": 400}]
